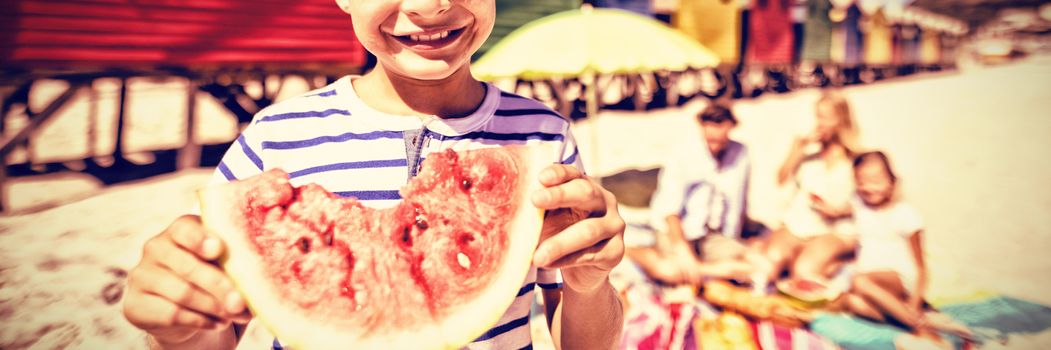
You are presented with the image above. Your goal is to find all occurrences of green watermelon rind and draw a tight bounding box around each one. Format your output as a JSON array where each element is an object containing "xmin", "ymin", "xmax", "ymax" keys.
[
  {"xmin": 774, "ymin": 279, "xmax": 840, "ymax": 307},
  {"xmin": 198, "ymin": 144, "xmax": 553, "ymax": 350}
]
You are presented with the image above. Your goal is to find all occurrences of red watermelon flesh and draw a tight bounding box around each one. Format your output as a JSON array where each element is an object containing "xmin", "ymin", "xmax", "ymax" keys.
[{"xmin": 199, "ymin": 145, "xmax": 552, "ymax": 349}]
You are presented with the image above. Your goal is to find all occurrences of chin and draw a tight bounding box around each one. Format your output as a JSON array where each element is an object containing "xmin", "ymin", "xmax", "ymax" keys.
[
  {"xmin": 387, "ymin": 55, "xmax": 467, "ymax": 81},
  {"xmin": 862, "ymin": 196, "xmax": 890, "ymax": 207}
]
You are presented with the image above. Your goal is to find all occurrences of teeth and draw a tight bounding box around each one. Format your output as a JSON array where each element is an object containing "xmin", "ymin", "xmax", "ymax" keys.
[{"xmin": 407, "ymin": 31, "xmax": 451, "ymax": 42}]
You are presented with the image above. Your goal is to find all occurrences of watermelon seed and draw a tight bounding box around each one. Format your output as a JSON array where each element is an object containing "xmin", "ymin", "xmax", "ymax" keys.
[
  {"xmin": 401, "ymin": 227, "xmax": 412, "ymax": 245},
  {"xmin": 296, "ymin": 237, "xmax": 311, "ymax": 253},
  {"xmin": 457, "ymin": 252, "xmax": 472, "ymax": 269},
  {"xmin": 354, "ymin": 290, "xmax": 367, "ymax": 310},
  {"xmin": 322, "ymin": 230, "xmax": 334, "ymax": 246},
  {"xmin": 461, "ymin": 179, "xmax": 472, "ymax": 191},
  {"xmin": 415, "ymin": 216, "xmax": 428, "ymax": 230},
  {"xmin": 457, "ymin": 233, "xmax": 474, "ymax": 246}
]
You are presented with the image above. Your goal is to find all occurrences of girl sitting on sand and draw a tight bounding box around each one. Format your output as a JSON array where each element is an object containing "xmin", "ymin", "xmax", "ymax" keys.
[{"xmin": 836, "ymin": 151, "xmax": 973, "ymax": 343}]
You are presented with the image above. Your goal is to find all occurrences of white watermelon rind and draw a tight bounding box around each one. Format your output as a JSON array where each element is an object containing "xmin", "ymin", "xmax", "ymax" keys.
[{"xmin": 198, "ymin": 144, "xmax": 552, "ymax": 350}]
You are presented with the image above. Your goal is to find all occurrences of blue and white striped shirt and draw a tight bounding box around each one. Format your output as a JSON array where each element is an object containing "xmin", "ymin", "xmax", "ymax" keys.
[{"xmin": 212, "ymin": 76, "xmax": 580, "ymax": 350}]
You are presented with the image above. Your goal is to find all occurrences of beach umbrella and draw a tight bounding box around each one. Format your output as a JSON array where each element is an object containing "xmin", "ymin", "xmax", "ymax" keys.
[
  {"xmin": 473, "ymin": 5, "xmax": 719, "ymax": 117},
  {"xmin": 473, "ymin": 6, "xmax": 719, "ymax": 171}
]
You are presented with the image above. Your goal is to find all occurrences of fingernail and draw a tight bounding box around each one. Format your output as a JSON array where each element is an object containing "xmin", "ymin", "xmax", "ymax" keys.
[
  {"xmin": 532, "ymin": 190, "xmax": 550, "ymax": 204},
  {"xmin": 225, "ymin": 292, "xmax": 244, "ymax": 314},
  {"xmin": 533, "ymin": 249, "xmax": 549, "ymax": 266},
  {"xmin": 540, "ymin": 169, "xmax": 557, "ymax": 183},
  {"xmin": 203, "ymin": 239, "xmax": 221, "ymax": 259}
]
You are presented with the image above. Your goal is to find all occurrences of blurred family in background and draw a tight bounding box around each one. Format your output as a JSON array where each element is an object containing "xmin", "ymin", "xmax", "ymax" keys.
[{"xmin": 611, "ymin": 92, "xmax": 980, "ymax": 350}]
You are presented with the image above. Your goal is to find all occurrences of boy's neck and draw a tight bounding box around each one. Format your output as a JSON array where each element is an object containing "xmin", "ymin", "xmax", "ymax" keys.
[{"xmin": 354, "ymin": 64, "xmax": 487, "ymax": 119}]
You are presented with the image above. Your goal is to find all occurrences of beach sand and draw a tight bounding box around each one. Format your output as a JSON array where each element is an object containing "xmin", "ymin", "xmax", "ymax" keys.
[{"xmin": 1, "ymin": 56, "xmax": 1049, "ymax": 348}]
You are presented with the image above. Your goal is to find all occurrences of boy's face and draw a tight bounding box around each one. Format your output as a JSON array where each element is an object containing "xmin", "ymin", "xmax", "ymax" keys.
[{"xmin": 336, "ymin": 0, "xmax": 495, "ymax": 80}]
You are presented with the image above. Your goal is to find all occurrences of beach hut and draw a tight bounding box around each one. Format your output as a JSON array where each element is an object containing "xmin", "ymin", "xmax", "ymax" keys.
[
  {"xmin": 745, "ymin": 0, "xmax": 796, "ymax": 66},
  {"xmin": 674, "ymin": 0, "xmax": 744, "ymax": 67},
  {"xmin": 0, "ymin": 0, "xmax": 367, "ymax": 210},
  {"xmin": 802, "ymin": 0, "xmax": 836, "ymax": 64}
]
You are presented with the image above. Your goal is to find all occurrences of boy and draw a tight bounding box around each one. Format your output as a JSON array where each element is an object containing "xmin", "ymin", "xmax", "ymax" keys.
[{"xmin": 122, "ymin": 1, "xmax": 626, "ymax": 349}]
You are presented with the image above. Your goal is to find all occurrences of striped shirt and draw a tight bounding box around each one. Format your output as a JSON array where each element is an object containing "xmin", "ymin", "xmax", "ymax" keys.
[{"xmin": 213, "ymin": 76, "xmax": 580, "ymax": 350}]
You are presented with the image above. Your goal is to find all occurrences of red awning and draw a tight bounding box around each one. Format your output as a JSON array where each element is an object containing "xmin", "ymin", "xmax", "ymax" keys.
[{"xmin": 0, "ymin": 0, "xmax": 366, "ymax": 70}]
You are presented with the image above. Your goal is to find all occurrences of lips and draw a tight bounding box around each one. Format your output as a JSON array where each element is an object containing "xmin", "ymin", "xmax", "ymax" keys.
[{"xmin": 391, "ymin": 28, "xmax": 466, "ymax": 51}]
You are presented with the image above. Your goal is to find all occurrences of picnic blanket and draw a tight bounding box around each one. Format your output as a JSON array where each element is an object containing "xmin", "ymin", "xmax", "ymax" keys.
[
  {"xmin": 810, "ymin": 295, "xmax": 1051, "ymax": 350},
  {"xmin": 615, "ymin": 261, "xmax": 839, "ymax": 350}
]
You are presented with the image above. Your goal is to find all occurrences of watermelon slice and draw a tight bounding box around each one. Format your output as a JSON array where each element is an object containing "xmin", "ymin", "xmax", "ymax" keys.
[
  {"xmin": 775, "ymin": 278, "xmax": 841, "ymax": 308},
  {"xmin": 199, "ymin": 145, "xmax": 553, "ymax": 349}
]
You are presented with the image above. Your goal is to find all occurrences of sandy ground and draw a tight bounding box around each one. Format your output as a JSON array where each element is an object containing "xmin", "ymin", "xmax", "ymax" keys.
[
  {"xmin": 1, "ymin": 56, "xmax": 1049, "ymax": 349},
  {"xmin": 0, "ymin": 170, "xmax": 212, "ymax": 349}
]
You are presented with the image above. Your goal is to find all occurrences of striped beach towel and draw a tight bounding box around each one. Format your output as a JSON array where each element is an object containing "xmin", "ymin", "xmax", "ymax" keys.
[{"xmin": 751, "ymin": 321, "xmax": 841, "ymax": 350}]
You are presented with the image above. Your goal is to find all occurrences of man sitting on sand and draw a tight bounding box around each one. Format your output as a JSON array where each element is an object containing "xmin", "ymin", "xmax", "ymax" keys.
[{"xmin": 625, "ymin": 103, "xmax": 757, "ymax": 285}]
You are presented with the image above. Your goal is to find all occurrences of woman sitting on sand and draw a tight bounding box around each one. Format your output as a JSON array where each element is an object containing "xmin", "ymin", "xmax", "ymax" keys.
[
  {"xmin": 754, "ymin": 91, "xmax": 861, "ymax": 284},
  {"xmin": 832, "ymin": 151, "xmax": 974, "ymax": 343}
]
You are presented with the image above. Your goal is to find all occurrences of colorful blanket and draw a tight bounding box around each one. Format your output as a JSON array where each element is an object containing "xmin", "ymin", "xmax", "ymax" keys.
[
  {"xmin": 614, "ymin": 255, "xmax": 1051, "ymax": 350},
  {"xmin": 810, "ymin": 295, "xmax": 1051, "ymax": 350},
  {"xmin": 616, "ymin": 261, "xmax": 839, "ymax": 350}
]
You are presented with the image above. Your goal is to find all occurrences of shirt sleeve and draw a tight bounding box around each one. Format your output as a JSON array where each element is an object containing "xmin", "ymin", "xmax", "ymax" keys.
[
  {"xmin": 537, "ymin": 267, "xmax": 563, "ymax": 290},
  {"xmin": 897, "ymin": 203, "xmax": 924, "ymax": 237},
  {"xmin": 209, "ymin": 115, "xmax": 269, "ymax": 185},
  {"xmin": 559, "ymin": 126, "xmax": 584, "ymax": 174},
  {"xmin": 189, "ymin": 114, "xmax": 268, "ymax": 217}
]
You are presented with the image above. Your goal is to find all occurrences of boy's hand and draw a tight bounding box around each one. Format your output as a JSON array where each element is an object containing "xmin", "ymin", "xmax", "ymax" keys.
[
  {"xmin": 123, "ymin": 215, "xmax": 250, "ymax": 346},
  {"xmin": 531, "ymin": 164, "xmax": 626, "ymax": 294}
]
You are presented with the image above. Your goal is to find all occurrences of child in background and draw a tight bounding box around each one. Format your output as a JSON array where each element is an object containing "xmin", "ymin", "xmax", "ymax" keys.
[{"xmin": 837, "ymin": 151, "xmax": 973, "ymax": 342}]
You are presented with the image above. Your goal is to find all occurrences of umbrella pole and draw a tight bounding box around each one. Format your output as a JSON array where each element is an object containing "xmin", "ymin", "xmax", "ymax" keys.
[{"xmin": 583, "ymin": 70, "xmax": 600, "ymax": 174}]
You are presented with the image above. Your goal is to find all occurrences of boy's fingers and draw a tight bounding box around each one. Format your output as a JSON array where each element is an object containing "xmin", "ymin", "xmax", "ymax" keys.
[
  {"xmin": 127, "ymin": 293, "xmax": 220, "ymax": 331},
  {"xmin": 229, "ymin": 309, "xmax": 253, "ymax": 324},
  {"xmin": 541, "ymin": 234, "xmax": 623, "ymax": 270},
  {"xmin": 534, "ymin": 218, "xmax": 621, "ymax": 267},
  {"xmin": 167, "ymin": 215, "xmax": 224, "ymax": 261},
  {"xmin": 135, "ymin": 266, "xmax": 226, "ymax": 318},
  {"xmin": 538, "ymin": 164, "xmax": 584, "ymax": 187},
  {"xmin": 532, "ymin": 178, "xmax": 606, "ymax": 212},
  {"xmin": 153, "ymin": 242, "xmax": 237, "ymax": 312}
]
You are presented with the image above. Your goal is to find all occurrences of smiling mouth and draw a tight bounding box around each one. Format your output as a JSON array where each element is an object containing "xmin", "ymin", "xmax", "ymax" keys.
[{"xmin": 391, "ymin": 28, "xmax": 466, "ymax": 50}]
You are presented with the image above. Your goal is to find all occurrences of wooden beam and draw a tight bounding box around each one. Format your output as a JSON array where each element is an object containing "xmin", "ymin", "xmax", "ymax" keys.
[
  {"xmin": 0, "ymin": 80, "xmax": 86, "ymax": 156},
  {"xmin": 177, "ymin": 79, "xmax": 201, "ymax": 170},
  {"xmin": 0, "ymin": 80, "xmax": 85, "ymax": 212},
  {"xmin": 112, "ymin": 78, "xmax": 128, "ymax": 162}
]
